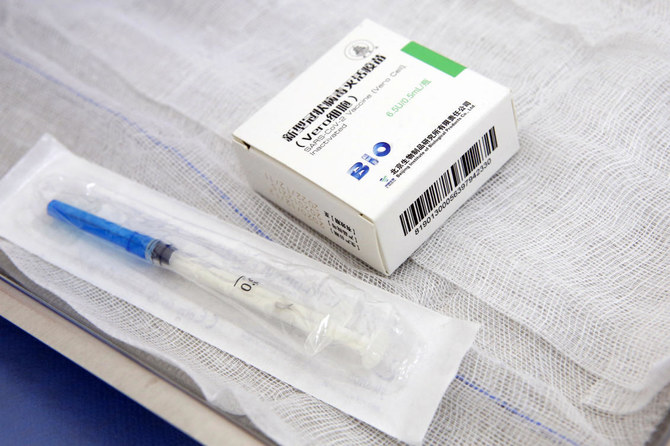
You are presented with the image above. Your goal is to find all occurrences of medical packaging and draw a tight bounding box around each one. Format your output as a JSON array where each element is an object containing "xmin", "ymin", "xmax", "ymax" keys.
[
  {"xmin": 0, "ymin": 135, "xmax": 479, "ymax": 443},
  {"xmin": 234, "ymin": 20, "xmax": 519, "ymax": 274}
]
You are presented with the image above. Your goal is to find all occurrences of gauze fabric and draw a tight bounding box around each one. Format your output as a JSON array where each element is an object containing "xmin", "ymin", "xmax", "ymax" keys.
[{"xmin": 0, "ymin": 1, "xmax": 668, "ymax": 444}]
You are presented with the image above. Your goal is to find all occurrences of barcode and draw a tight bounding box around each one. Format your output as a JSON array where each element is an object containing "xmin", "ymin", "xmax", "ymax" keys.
[{"xmin": 399, "ymin": 126, "xmax": 498, "ymax": 236}]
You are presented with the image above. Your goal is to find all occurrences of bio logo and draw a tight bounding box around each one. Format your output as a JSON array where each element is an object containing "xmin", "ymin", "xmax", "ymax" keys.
[{"xmin": 347, "ymin": 142, "xmax": 391, "ymax": 180}]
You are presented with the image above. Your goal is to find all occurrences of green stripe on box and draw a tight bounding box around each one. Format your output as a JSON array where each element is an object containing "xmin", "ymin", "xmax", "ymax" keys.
[{"xmin": 401, "ymin": 41, "xmax": 466, "ymax": 77}]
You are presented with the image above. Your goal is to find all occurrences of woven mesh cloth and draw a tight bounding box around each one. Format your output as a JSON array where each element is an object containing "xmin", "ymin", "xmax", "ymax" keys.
[{"xmin": 1, "ymin": 1, "xmax": 669, "ymax": 444}]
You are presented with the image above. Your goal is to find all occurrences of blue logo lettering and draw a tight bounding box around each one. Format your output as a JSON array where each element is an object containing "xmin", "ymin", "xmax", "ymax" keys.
[
  {"xmin": 348, "ymin": 162, "xmax": 369, "ymax": 180},
  {"xmin": 373, "ymin": 142, "xmax": 391, "ymax": 157},
  {"xmin": 347, "ymin": 142, "xmax": 391, "ymax": 181}
]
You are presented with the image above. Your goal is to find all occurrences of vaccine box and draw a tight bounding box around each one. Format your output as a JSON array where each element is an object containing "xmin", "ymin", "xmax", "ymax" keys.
[{"xmin": 233, "ymin": 20, "xmax": 519, "ymax": 274}]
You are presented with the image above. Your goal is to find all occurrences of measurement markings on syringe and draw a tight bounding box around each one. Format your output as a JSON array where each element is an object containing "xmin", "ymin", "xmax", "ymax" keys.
[
  {"xmin": 234, "ymin": 275, "xmax": 259, "ymax": 292},
  {"xmin": 399, "ymin": 126, "xmax": 498, "ymax": 236}
]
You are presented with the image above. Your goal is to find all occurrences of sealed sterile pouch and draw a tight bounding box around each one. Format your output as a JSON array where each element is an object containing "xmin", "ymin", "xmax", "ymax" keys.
[{"xmin": 0, "ymin": 135, "xmax": 480, "ymax": 443}]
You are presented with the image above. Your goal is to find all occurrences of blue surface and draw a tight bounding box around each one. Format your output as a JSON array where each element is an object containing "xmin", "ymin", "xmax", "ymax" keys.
[
  {"xmin": 0, "ymin": 315, "xmax": 199, "ymax": 445},
  {"xmin": 47, "ymin": 200, "xmax": 156, "ymax": 261}
]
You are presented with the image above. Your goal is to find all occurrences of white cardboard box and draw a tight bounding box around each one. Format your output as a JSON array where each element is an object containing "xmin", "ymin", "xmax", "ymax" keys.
[{"xmin": 234, "ymin": 20, "xmax": 519, "ymax": 274}]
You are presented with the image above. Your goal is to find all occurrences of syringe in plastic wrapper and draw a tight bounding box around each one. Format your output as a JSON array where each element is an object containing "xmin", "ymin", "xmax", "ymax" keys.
[{"xmin": 46, "ymin": 199, "xmax": 389, "ymax": 368}]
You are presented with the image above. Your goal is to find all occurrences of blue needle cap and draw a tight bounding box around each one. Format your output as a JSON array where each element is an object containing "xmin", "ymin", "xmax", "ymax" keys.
[{"xmin": 47, "ymin": 200, "xmax": 175, "ymax": 265}]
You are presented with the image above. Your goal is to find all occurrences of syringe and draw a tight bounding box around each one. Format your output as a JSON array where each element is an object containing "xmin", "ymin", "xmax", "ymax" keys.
[{"xmin": 46, "ymin": 200, "xmax": 388, "ymax": 368}]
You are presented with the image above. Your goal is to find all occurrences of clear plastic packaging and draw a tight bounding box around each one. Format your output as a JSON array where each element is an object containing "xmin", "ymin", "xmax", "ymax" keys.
[
  {"xmin": 0, "ymin": 135, "xmax": 480, "ymax": 443},
  {"xmin": 45, "ymin": 195, "xmax": 414, "ymax": 376}
]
